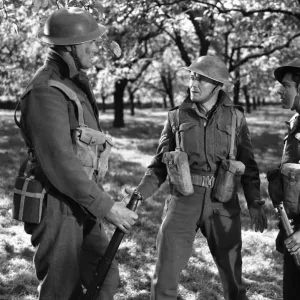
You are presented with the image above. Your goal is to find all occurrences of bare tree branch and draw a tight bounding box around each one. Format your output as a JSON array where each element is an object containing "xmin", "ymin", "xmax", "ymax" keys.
[{"xmin": 230, "ymin": 32, "xmax": 300, "ymax": 72}]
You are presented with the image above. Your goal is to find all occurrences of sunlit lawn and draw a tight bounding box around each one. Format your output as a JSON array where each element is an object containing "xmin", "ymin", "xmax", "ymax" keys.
[{"xmin": 0, "ymin": 105, "xmax": 294, "ymax": 300}]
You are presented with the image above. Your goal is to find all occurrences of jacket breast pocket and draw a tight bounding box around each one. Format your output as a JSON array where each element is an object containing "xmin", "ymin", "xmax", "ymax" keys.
[
  {"xmin": 179, "ymin": 122, "xmax": 201, "ymax": 155},
  {"xmin": 216, "ymin": 123, "xmax": 232, "ymax": 159}
]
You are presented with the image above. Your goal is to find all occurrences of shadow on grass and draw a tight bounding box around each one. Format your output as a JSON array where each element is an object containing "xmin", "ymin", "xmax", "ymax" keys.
[{"xmin": 100, "ymin": 119, "xmax": 165, "ymax": 140}]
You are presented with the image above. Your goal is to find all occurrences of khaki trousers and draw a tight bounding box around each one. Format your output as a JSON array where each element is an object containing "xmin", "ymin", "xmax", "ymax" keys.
[
  {"xmin": 151, "ymin": 186, "xmax": 248, "ymax": 300},
  {"xmin": 26, "ymin": 192, "xmax": 119, "ymax": 300}
]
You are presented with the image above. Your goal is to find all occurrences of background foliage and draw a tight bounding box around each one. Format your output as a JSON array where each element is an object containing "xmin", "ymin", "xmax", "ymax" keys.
[{"xmin": 2, "ymin": 0, "xmax": 300, "ymax": 126}]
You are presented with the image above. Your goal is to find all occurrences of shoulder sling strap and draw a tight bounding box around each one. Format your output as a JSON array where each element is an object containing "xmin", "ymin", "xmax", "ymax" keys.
[
  {"xmin": 48, "ymin": 79, "xmax": 85, "ymax": 127},
  {"xmin": 169, "ymin": 108, "xmax": 181, "ymax": 151},
  {"xmin": 14, "ymin": 80, "xmax": 86, "ymax": 128},
  {"xmin": 229, "ymin": 108, "xmax": 237, "ymax": 160}
]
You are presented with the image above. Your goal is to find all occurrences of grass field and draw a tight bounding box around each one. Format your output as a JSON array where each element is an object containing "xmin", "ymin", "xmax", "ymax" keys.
[{"xmin": 0, "ymin": 105, "xmax": 295, "ymax": 300}]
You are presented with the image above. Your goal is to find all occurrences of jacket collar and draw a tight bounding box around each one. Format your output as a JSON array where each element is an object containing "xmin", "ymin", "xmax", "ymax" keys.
[
  {"xmin": 285, "ymin": 113, "xmax": 300, "ymax": 134},
  {"xmin": 45, "ymin": 49, "xmax": 90, "ymax": 83}
]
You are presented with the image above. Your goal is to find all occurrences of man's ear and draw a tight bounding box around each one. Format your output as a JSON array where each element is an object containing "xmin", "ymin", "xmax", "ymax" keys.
[{"xmin": 65, "ymin": 45, "xmax": 72, "ymax": 52}]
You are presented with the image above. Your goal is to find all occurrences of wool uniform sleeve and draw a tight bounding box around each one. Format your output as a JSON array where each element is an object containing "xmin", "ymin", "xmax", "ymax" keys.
[
  {"xmin": 236, "ymin": 115, "xmax": 261, "ymax": 205},
  {"xmin": 137, "ymin": 116, "xmax": 175, "ymax": 200}
]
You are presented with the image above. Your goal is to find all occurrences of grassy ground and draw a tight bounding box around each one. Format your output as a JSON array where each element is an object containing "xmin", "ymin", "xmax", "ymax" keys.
[{"xmin": 0, "ymin": 105, "xmax": 294, "ymax": 300}]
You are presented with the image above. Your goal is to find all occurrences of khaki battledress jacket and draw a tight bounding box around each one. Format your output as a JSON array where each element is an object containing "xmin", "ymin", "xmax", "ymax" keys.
[
  {"xmin": 282, "ymin": 113, "xmax": 300, "ymax": 220},
  {"xmin": 19, "ymin": 49, "xmax": 114, "ymax": 221},
  {"xmin": 138, "ymin": 90, "xmax": 261, "ymax": 207}
]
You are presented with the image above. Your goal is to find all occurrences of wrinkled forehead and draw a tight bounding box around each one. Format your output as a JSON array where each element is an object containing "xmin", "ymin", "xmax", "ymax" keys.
[{"xmin": 189, "ymin": 71, "xmax": 219, "ymax": 85}]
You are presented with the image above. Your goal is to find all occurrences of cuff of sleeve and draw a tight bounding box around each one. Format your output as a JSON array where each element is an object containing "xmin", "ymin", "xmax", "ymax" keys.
[
  {"xmin": 246, "ymin": 195, "xmax": 262, "ymax": 207},
  {"xmin": 244, "ymin": 185, "xmax": 261, "ymax": 206},
  {"xmin": 87, "ymin": 184, "xmax": 115, "ymax": 220},
  {"xmin": 136, "ymin": 181, "xmax": 155, "ymax": 200}
]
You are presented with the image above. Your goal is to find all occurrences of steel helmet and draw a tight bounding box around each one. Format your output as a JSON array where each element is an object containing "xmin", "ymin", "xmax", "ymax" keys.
[
  {"xmin": 38, "ymin": 7, "xmax": 106, "ymax": 45},
  {"xmin": 182, "ymin": 55, "xmax": 232, "ymax": 86},
  {"xmin": 274, "ymin": 58, "xmax": 300, "ymax": 83}
]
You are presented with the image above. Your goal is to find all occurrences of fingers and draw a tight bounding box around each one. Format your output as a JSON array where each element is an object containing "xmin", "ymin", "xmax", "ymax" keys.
[
  {"xmin": 286, "ymin": 242, "xmax": 300, "ymax": 254},
  {"xmin": 250, "ymin": 216, "xmax": 267, "ymax": 233},
  {"xmin": 118, "ymin": 224, "xmax": 129, "ymax": 234},
  {"xmin": 117, "ymin": 207, "xmax": 138, "ymax": 233},
  {"xmin": 284, "ymin": 231, "xmax": 300, "ymax": 254},
  {"xmin": 255, "ymin": 199, "xmax": 265, "ymax": 206},
  {"xmin": 122, "ymin": 195, "xmax": 130, "ymax": 206}
]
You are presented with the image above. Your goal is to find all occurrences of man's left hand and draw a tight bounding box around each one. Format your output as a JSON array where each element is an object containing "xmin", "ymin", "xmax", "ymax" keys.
[
  {"xmin": 284, "ymin": 229, "xmax": 300, "ymax": 255},
  {"xmin": 248, "ymin": 200, "xmax": 268, "ymax": 233}
]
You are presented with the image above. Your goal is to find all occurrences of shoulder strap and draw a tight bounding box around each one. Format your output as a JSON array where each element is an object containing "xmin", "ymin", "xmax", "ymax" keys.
[
  {"xmin": 168, "ymin": 108, "xmax": 181, "ymax": 151},
  {"xmin": 14, "ymin": 80, "xmax": 86, "ymax": 128},
  {"xmin": 48, "ymin": 80, "xmax": 85, "ymax": 127},
  {"xmin": 229, "ymin": 108, "xmax": 237, "ymax": 159},
  {"xmin": 175, "ymin": 109, "xmax": 181, "ymax": 151}
]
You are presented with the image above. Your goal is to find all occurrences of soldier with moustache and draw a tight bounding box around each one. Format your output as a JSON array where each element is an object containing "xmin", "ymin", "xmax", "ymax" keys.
[{"xmin": 132, "ymin": 56, "xmax": 267, "ymax": 300}]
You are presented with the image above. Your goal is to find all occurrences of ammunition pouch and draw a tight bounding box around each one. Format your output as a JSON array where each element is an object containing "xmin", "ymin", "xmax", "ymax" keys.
[
  {"xmin": 12, "ymin": 155, "xmax": 46, "ymax": 224},
  {"xmin": 281, "ymin": 163, "xmax": 300, "ymax": 217},
  {"xmin": 212, "ymin": 160, "xmax": 245, "ymax": 203},
  {"xmin": 162, "ymin": 150, "xmax": 194, "ymax": 196},
  {"xmin": 212, "ymin": 108, "xmax": 245, "ymax": 203},
  {"xmin": 72, "ymin": 126, "xmax": 113, "ymax": 182},
  {"xmin": 163, "ymin": 109, "xmax": 194, "ymax": 196}
]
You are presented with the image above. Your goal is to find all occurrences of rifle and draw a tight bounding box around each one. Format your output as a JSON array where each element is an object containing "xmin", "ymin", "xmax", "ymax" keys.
[
  {"xmin": 274, "ymin": 203, "xmax": 300, "ymax": 268},
  {"xmin": 82, "ymin": 190, "xmax": 143, "ymax": 300}
]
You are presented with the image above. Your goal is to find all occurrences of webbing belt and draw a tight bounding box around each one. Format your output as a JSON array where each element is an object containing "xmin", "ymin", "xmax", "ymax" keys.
[{"xmin": 191, "ymin": 174, "xmax": 215, "ymax": 188}]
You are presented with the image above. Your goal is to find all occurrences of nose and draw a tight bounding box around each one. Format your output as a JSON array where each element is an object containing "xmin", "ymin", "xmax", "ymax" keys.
[
  {"xmin": 277, "ymin": 86, "xmax": 284, "ymax": 95},
  {"xmin": 91, "ymin": 41, "xmax": 98, "ymax": 54}
]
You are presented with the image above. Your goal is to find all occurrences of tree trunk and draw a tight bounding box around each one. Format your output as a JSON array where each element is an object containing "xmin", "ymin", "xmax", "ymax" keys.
[
  {"xmin": 113, "ymin": 78, "xmax": 128, "ymax": 128},
  {"xmin": 233, "ymin": 47, "xmax": 241, "ymax": 105},
  {"xmin": 101, "ymin": 95, "xmax": 106, "ymax": 113},
  {"xmin": 257, "ymin": 96, "xmax": 261, "ymax": 106},
  {"xmin": 252, "ymin": 96, "xmax": 257, "ymax": 110},
  {"xmin": 242, "ymin": 86, "xmax": 251, "ymax": 114},
  {"xmin": 163, "ymin": 95, "xmax": 167, "ymax": 109},
  {"xmin": 169, "ymin": 93, "xmax": 175, "ymax": 108},
  {"xmin": 233, "ymin": 74, "xmax": 240, "ymax": 105},
  {"xmin": 129, "ymin": 92, "xmax": 135, "ymax": 116}
]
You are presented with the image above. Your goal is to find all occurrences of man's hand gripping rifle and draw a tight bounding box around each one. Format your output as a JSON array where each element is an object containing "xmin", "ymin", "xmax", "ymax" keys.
[
  {"xmin": 267, "ymin": 168, "xmax": 300, "ymax": 268},
  {"xmin": 82, "ymin": 189, "xmax": 143, "ymax": 300},
  {"xmin": 274, "ymin": 203, "xmax": 300, "ymax": 268}
]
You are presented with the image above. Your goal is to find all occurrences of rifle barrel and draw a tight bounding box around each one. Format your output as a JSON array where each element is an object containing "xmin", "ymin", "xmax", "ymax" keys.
[{"xmin": 82, "ymin": 191, "xmax": 142, "ymax": 300}]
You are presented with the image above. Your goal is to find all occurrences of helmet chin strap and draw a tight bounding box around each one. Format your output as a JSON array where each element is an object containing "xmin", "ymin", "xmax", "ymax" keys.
[
  {"xmin": 197, "ymin": 84, "xmax": 222, "ymax": 111},
  {"xmin": 70, "ymin": 45, "xmax": 82, "ymax": 71},
  {"xmin": 291, "ymin": 84, "xmax": 300, "ymax": 113}
]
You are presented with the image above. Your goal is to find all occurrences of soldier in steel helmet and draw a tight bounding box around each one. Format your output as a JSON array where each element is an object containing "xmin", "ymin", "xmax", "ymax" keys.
[
  {"xmin": 131, "ymin": 55, "xmax": 267, "ymax": 300},
  {"xmin": 272, "ymin": 58, "xmax": 300, "ymax": 299},
  {"xmin": 13, "ymin": 7, "xmax": 138, "ymax": 300}
]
